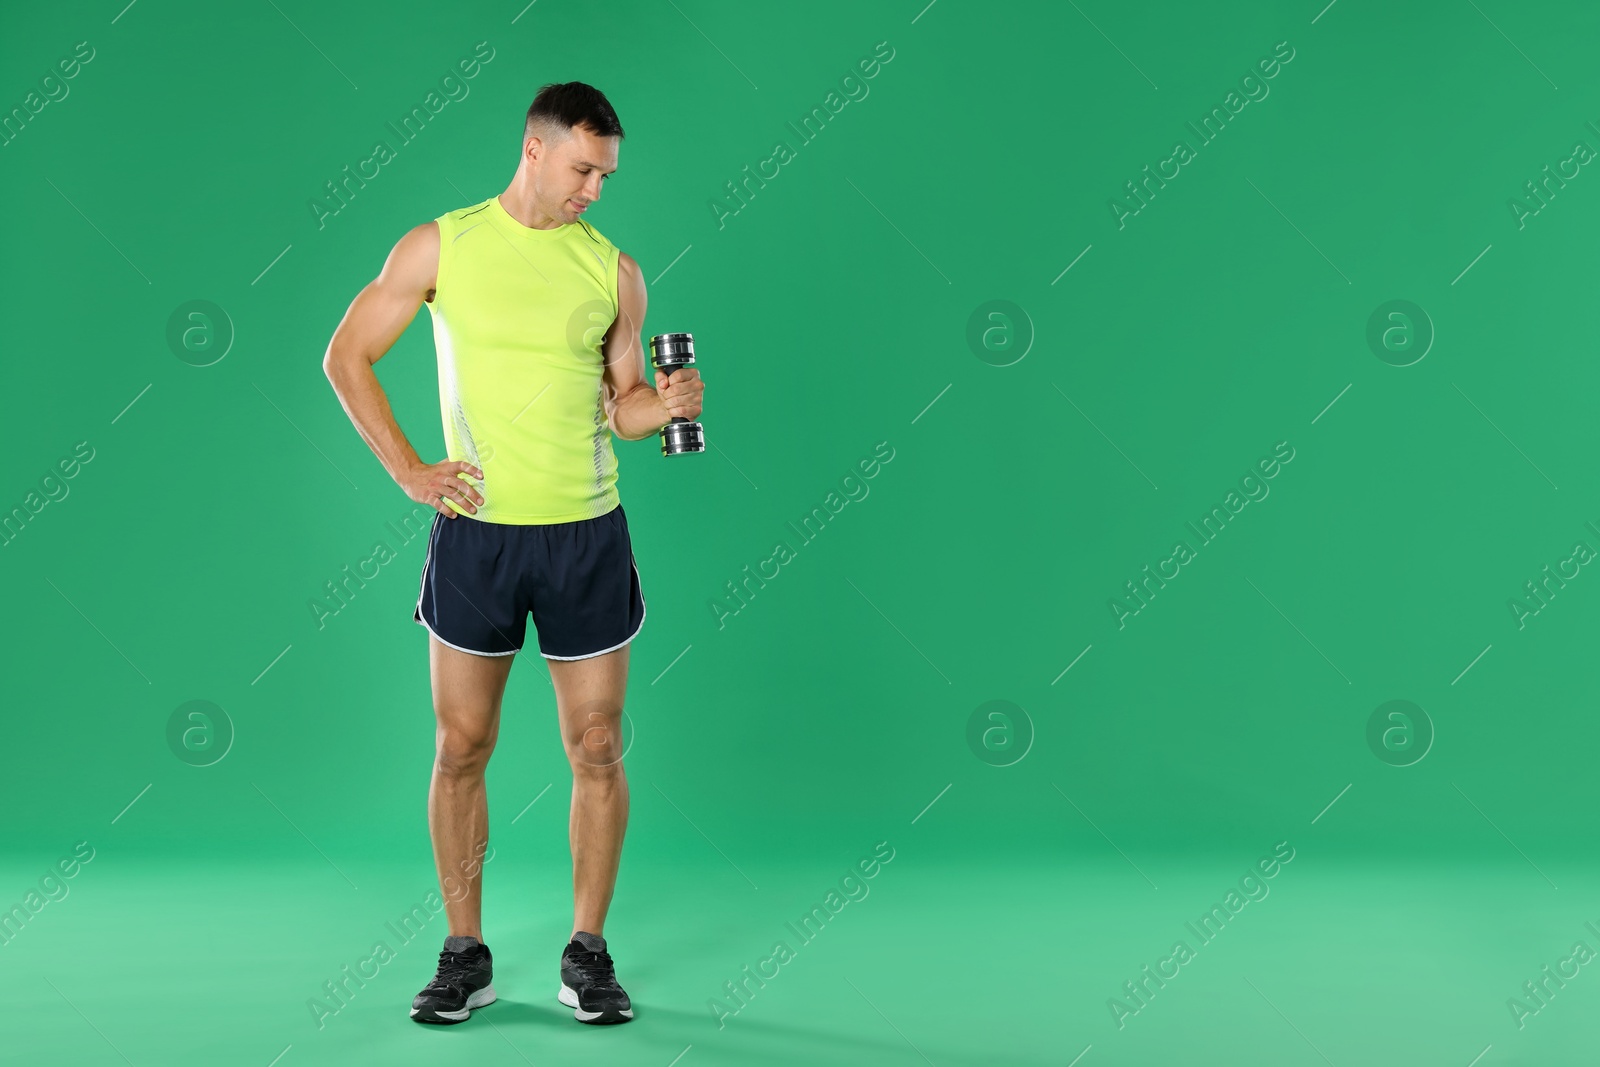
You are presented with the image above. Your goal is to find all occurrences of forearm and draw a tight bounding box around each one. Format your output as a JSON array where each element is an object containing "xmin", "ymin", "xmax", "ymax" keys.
[
  {"xmin": 610, "ymin": 384, "xmax": 670, "ymax": 442},
  {"xmin": 324, "ymin": 357, "xmax": 424, "ymax": 483}
]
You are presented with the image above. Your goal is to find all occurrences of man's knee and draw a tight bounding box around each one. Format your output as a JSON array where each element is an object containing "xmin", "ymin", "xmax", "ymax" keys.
[
  {"xmin": 435, "ymin": 722, "xmax": 498, "ymax": 777},
  {"xmin": 563, "ymin": 699, "xmax": 626, "ymax": 774}
]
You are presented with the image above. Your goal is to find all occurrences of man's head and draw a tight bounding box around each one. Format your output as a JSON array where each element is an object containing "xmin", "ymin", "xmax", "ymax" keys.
[{"xmin": 519, "ymin": 81, "xmax": 624, "ymax": 224}]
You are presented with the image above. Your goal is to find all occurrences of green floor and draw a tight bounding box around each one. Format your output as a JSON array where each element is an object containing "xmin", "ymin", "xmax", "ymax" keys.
[{"xmin": 8, "ymin": 847, "xmax": 1600, "ymax": 1065}]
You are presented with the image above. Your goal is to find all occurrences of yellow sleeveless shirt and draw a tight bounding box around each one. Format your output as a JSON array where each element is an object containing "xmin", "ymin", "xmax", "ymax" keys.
[{"xmin": 426, "ymin": 194, "xmax": 622, "ymax": 523}]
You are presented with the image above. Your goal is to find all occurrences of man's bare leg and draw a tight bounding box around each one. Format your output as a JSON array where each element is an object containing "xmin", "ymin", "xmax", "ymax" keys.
[
  {"xmin": 427, "ymin": 634, "xmax": 516, "ymax": 941},
  {"xmin": 548, "ymin": 643, "xmax": 631, "ymax": 939}
]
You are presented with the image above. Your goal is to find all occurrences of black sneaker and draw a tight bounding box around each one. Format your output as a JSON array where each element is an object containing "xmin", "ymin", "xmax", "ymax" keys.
[
  {"xmin": 411, "ymin": 934, "xmax": 496, "ymax": 1024},
  {"xmin": 558, "ymin": 931, "xmax": 633, "ymax": 1023}
]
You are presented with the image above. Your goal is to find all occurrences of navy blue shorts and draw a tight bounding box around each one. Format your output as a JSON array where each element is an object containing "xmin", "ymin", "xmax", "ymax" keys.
[{"xmin": 412, "ymin": 503, "xmax": 646, "ymax": 659}]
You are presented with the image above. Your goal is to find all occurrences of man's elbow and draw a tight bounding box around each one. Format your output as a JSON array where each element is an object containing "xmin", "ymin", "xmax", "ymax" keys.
[
  {"xmin": 323, "ymin": 343, "xmax": 367, "ymax": 385},
  {"xmin": 609, "ymin": 416, "xmax": 645, "ymax": 443},
  {"xmin": 605, "ymin": 404, "xmax": 629, "ymax": 441},
  {"xmin": 609, "ymin": 383, "xmax": 654, "ymax": 442},
  {"xmin": 322, "ymin": 351, "xmax": 350, "ymax": 388}
]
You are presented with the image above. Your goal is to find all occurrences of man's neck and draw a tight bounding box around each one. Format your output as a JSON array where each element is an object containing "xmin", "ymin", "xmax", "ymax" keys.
[{"xmin": 498, "ymin": 185, "xmax": 564, "ymax": 230}]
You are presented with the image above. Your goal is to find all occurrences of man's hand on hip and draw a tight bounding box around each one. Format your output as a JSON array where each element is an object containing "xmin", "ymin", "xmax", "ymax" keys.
[{"xmin": 402, "ymin": 460, "xmax": 486, "ymax": 518}]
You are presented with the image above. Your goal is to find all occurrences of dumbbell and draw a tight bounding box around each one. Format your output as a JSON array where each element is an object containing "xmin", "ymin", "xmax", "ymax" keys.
[{"xmin": 648, "ymin": 332, "xmax": 706, "ymax": 456}]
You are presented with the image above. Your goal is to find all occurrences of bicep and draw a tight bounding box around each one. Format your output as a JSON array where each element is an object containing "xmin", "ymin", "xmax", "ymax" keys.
[
  {"xmin": 326, "ymin": 222, "xmax": 439, "ymax": 369},
  {"xmin": 601, "ymin": 251, "xmax": 649, "ymax": 416}
]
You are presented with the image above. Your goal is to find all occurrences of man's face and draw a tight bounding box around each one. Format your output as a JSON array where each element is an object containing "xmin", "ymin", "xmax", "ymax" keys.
[{"xmin": 534, "ymin": 124, "xmax": 618, "ymax": 222}]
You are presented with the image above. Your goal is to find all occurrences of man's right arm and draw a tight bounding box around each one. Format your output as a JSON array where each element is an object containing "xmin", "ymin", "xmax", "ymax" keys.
[{"xmin": 322, "ymin": 222, "xmax": 483, "ymax": 518}]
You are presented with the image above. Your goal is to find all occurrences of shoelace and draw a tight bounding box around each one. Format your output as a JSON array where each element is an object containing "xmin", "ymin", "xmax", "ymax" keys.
[
  {"xmin": 430, "ymin": 949, "xmax": 483, "ymax": 995},
  {"xmin": 566, "ymin": 947, "xmax": 621, "ymax": 989}
]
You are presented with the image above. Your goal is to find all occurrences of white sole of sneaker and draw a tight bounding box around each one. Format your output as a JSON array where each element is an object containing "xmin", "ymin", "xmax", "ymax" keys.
[
  {"xmin": 412, "ymin": 983, "xmax": 497, "ymax": 1023},
  {"xmin": 558, "ymin": 982, "xmax": 634, "ymax": 1022}
]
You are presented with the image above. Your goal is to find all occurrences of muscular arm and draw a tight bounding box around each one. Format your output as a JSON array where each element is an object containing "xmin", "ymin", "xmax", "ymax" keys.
[
  {"xmin": 601, "ymin": 251, "xmax": 673, "ymax": 442},
  {"xmin": 323, "ymin": 222, "xmax": 483, "ymax": 516},
  {"xmin": 322, "ymin": 222, "xmax": 438, "ymax": 480}
]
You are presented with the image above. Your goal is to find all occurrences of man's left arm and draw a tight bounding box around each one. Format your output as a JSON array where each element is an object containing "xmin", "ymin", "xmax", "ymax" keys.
[{"xmin": 602, "ymin": 251, "xmax": 706, "ymax": 441}]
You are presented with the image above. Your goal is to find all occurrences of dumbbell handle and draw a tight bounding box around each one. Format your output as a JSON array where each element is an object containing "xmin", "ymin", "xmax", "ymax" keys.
[
  {"xmin": 651, "ymin": 332, "xmax": 697, "ymax": 425},
  {"xmin": 658, "ymin": 367, "xmax": 689, "ymax": 424}
]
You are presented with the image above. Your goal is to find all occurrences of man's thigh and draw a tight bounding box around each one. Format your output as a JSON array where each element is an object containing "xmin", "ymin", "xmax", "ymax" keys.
[
  {"xmin": 429, "ymin": 634, "xmax": 517, "ymax": 750},
  {"xmin": 548, "ymin": 644, "xmax": 630, "ymax": 768}
]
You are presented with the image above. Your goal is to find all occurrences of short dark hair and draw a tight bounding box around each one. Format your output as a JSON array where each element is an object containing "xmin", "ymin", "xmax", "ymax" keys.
[{"xmin": 523, "ymin": 81, "xmax": 625, "ymax": 146}]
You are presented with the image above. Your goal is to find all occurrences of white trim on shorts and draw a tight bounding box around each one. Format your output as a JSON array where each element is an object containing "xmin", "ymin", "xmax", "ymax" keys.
[
  {"xmin": 411, "ymin": 513, "xmax": 439, "ymax": 620},
  {"xmin": 541, "ymin": 555, "xmax": 647, "ymax": 661},
  {"xmin": 412, "ymin": 512, "xmax": 521, "ymax": 658}
]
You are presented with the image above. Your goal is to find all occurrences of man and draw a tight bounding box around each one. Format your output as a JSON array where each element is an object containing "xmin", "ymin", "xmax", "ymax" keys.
[{"xmin": 322, "ymin": 81, "xmax": 704, "ymax": 1027}]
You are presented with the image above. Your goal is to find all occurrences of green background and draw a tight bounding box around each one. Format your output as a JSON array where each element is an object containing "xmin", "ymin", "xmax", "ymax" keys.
[{"xmin": 4, "ymin": 0, "xmax": 1600, "ymax": 1063}]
